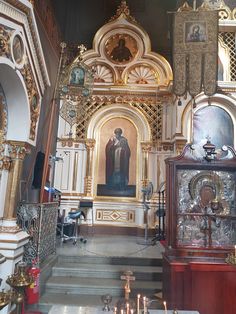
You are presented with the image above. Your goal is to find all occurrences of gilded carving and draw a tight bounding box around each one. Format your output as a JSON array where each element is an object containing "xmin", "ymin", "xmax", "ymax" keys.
[
  {"xmin": 7, "ymin": 141, "xmax": 31, "ymax": 160},
  {"xmin": 127, "ymin": 65, "xmax": 158, "ymax": 85},
  {"xmin": 109, "ymin": 0, "xmax": 136, "ymax": 23},
  {"xmin": 60, "ymin": 137, "xmax": 75, "ymax": 147},
  {"xmin": 84, "ymin": 176, "xmax": 92, "ymax": 196},
  {"xmin": 20, "ymin": 65, "xmax": 39, "ymax": 140},
  {"xmin": 0, "ymin": 89, "xmax": 8, "ymax": 171},
  {"xmin": 0, "ymin": 225, "xmax": 21, "ymax": 233},
  {"xmin": 162, "ymin": 142, "xmax": 174, "ymax": 152},
  {"xmin": 1, "ymin": 156, "xmax": 11, "ymax": 171},
  {"xmin": 140, "ymin": 142, "xmax": 152, "ymax": 153},
  {"xmin": 74, "ymin": 97, "xmax": 165, "ymax": 143},
  {"xmin": 85, "ymin": 139, "xmax": 96, "ymax": 150},
  {"xmin": 0, "ymin": 25, "xmax": 11, "ymax": 58},
  {"xmin": 141, "ymin": 179, "xmax": 150, "ymax": 188},
  {"xmin": 94, "ymin": 64, "xmax": 113, "ymax": 83},
  {"xmin": 175, "ymin": 139, "xmax": 188, "ymax": 154},
  {"xmin": 232, "ymin": 8, "xmax": 236, "ymax": 20}
]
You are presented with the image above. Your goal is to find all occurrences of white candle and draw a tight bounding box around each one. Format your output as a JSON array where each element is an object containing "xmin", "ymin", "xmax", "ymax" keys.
[
  {"xmin": 113, "ymin": 306, "xmax": 117, "ymax": 313},
  {"xmin": 143, "ymin": 296, "xmax": 146, "ymax": 313},
  {"xmin": 127, "ymin": 303, "xmax": 129, "ymax": 314},
  {"xmin": 121, "ymin": 309, "xmax": 124, "ymax": 314},
  {"xmin": 163, "ymin": 301, "xmax": 168, "ymax": 314},
  {"xmin": 234, "ymin": 245, "xmax": 236, "ymax": 257},
  {"xmin": 137, "ymin": 294, "xmax": 140, "ymax": 314},
  {"xmin": 130, "ymin": 310, "xmax": 134, "ymax": 314}
]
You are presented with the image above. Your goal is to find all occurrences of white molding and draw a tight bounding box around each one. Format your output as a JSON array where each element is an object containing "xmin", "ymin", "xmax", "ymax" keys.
[{"xmin": 0, "ymin": 0, "xmax": 50, "ymax": 94}]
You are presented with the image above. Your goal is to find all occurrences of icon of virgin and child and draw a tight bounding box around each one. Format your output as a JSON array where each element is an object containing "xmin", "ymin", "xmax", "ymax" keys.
[{"xmin": 105, "ymin": 128, "xmax": 130, "ymax": 190}]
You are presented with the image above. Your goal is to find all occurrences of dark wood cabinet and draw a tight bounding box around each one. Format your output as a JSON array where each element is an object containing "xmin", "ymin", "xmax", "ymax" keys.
[
  {"xmin": 163, "ymin": 144, "xmax": 236, "ymax": 314},
  {"xmin": 163, "ymin": 255, "xmax": 236, "ymax": 314}
]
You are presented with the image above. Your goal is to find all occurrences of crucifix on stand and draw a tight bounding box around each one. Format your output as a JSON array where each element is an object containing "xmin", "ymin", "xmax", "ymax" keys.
[{"xmin": 121, "ymin": 270, "xmax": 136, "ymax": 301}]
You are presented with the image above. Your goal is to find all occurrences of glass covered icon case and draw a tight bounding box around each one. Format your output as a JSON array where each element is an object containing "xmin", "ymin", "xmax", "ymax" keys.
[{"xmin": 165, "ymin": 143, "xmax": 236, "ymax": 258}]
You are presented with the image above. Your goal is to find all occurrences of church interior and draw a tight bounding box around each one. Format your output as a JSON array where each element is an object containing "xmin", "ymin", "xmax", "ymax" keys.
[{"xmin": 0, "ymin": 0, "xmax": 236, "ymax": 313}]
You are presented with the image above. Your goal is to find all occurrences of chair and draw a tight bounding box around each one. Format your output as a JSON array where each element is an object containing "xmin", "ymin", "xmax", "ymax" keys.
[
  {"xmin": 57, "ymin": 209, "xmax": 73, "ymax": 243},
  {"xmin": 67, "ymin": 210, "xmax": 87, "ymax": 245}
]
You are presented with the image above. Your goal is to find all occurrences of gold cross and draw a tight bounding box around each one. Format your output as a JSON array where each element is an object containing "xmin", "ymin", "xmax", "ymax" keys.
[
  {"xmin": 78, "ymin": 44, "xmax": 87, "ymax": 56},
  {"xmin": 120, "ymin": 270, "xmax": 135, "ymax": 300}
]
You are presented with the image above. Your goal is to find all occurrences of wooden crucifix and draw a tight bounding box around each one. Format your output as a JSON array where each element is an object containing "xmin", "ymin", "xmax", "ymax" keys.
[{"xmin": 120, "ymin": 270, "xmax": 135, "ymax": 301}]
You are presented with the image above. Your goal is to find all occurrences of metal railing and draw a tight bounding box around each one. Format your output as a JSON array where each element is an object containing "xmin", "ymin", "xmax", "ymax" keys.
[
  {"xmin": 154, "ymin": 190, "xmax": 166, "ymax": 241},
  {"xmin": 17, "ymin": 202, "xmax": 58, "ymax": 266}
]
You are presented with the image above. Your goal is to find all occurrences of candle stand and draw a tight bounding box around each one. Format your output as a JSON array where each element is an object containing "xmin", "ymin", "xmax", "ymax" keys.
[
  {"xmin": 0, "ymin": 279, "xmax": 14, "ymax": 311},
  {"xmin": 6, "ymin": 262, "xmax": 34, "ymax": 314},
  {"xmin": 101, "ymin": 294, "xmax": 112, "ymax": 311},
  {"xmin": 115, "ymin": 297, "xmax": 137, "ymax": 313}
]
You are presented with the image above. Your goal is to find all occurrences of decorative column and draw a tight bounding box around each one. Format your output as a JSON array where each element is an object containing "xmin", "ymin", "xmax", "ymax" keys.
[
  {"xmin": 0, "ymin": 142, "xmax": 31, "ymax": 314},
  {"xmin": 3, "ymin": 141, "xmax": 30, "ymax": 220},
  {"xmin": 84, "ymin": 139, "xmax": 96, "ymax": 197},
  {"xmin": 140, "ymin": 141, "xmax": 152, "ymax": 189}
]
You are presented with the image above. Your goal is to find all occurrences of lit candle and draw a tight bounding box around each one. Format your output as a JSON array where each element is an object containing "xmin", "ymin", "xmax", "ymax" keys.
[
  {"xmin": 234, "ymin": 245, "xmax": 236, "ymax": 257},
  {"xmin": 113, "ymin": 306, "xmax": 117, "ymax": 313},
  {"xmin": 163, "ymin": 301, "xmax": 168, "ymax": 314},
  {"xmin": 143, "ymin": 296, "xmax": 146, "ymax": 313},
  {"xmin": 127, "ymin": 303, "xmax": 129, "ymax": 314},
  {"xmin": 121, "ymin": 309, "xmax": 124, "ymax": 314},
  {"xmin": 130, "ymin": 310, "xmax": 134, "ymax": 314},
  {"xmin": 137, "ymin": 294, "xmax": 140, "ymax": 314}
]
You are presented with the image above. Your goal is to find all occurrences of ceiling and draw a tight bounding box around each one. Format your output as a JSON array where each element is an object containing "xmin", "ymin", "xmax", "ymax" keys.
[{"xmin": 52, "ymin": 0, "xmax": 236, "ymax": 65}]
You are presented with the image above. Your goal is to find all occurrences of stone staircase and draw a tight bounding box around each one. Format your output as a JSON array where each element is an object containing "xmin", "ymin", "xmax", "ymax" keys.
[{"xmin": 36, "ymin": 254, "xmax": 163, "ymax": 312}]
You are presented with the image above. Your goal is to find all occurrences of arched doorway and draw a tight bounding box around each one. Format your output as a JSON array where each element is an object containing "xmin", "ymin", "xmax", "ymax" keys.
[{"xmin": 0, "ymin": 61, "xmax": 30, "ymax": 218}]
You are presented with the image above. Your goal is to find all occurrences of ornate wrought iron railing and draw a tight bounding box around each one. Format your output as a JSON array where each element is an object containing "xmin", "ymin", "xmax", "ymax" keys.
[{"xmin": 17, "ymin": 202, "xmax": 58, "ymax": 266}]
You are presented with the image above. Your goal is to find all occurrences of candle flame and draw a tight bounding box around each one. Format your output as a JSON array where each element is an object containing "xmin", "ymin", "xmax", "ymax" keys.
[{"xmin": 163, "ymin": 301, "xmax": 167, "ymax": 310}]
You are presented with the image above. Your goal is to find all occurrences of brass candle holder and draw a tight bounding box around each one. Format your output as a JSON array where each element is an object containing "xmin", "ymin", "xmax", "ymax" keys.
[
  {"xmin": 225, "ymin": 252, "xmax": 236, "ymax": 266},
  {"xmin": 6, "ymin": 262, "xmax": 34, "ymax": 314},
  {"xmin": 0, "ymin": 278, "xmax": 14, "ymax": 311}
]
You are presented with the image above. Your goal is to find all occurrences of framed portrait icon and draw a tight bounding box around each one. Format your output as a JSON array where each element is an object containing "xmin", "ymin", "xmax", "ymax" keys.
[{"xmin": 96, "ymin": 117, "xmax": 137, "ymax": 198}]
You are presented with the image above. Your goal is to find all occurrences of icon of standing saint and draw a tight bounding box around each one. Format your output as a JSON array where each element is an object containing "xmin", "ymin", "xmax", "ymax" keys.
[{"xmin": 105, "ymin": 128, "xmax": 130, "ymax": 190}]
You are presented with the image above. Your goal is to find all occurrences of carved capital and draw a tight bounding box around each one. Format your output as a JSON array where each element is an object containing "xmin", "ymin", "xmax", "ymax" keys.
[
  {"xmin": 0, "ymin": 156, "xmax": 11, "ymax": 171},
  {"xmin": 140, "ymin": 141, "xmax": 152, "ymax": 153},
  {"xmin": 175, "ymin": 139, "xmax": 187, "ymax": 155},
  {"xmin": 6, "ymin": 141, "xmax": 31, "ymax": 160},
  {"xmin": 85, "ymin": 139, "xmax": 96, "ymax": 150}
]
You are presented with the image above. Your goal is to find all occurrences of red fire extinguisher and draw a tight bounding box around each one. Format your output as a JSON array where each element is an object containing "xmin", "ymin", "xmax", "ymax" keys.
[{"xmin": 26, "ymin": 262, "xmax": 40, "ymax": 304}]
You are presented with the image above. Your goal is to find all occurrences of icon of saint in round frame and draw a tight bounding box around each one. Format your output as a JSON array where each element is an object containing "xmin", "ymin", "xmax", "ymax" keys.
[
  {"xmin": 105, "ymin": 34, "xmax": 138, "ymax": 64},
  {"xmin": 12, "ymin": 34, "xmax": 25, "ymax": 65}
]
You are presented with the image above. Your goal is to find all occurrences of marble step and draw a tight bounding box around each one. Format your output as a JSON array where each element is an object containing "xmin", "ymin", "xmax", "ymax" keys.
[
  {"xmin": 58, "ymin": 255, "xmax": 162, "ymax": 267},
  {"xmin": 52, "ymin": 262, "xmax": 163, "ymax": 280},
  {"xmin": 32, "ymin": 293, "xmax": 164, "ymax": 313},
  {"xmin": 45, "ymin": 276, "xmax": 162, "ymax": 297}
]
